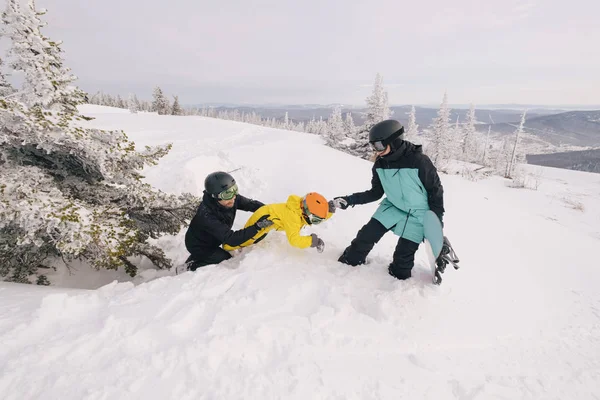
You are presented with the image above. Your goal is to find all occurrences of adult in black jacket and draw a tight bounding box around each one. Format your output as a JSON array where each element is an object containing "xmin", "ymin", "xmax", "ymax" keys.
[{"xmin": 185, "ymin": 171, "xmax": 273, "ymax": 270}]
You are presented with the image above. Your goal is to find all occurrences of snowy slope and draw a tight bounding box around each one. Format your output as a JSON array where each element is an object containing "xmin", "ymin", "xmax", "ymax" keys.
[{"xmin": 1, "ymin": 105, "xmax": 599, "ymax": 400}]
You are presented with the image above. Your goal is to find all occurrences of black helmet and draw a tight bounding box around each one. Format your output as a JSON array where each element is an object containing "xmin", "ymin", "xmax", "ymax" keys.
[
  {"xmin": 204, "ymin": 171, "xmax": 236, "ymax": 197},
  {"xmin": 369, "ymin": 120, "xmax": 404, "ymax": 148}
]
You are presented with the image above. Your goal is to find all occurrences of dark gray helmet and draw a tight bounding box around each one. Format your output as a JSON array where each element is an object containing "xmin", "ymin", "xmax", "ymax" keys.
[
  {"xmin": 369, "ymin": 120, "xmax": 404, "ymax": 146},
  {"xmin": 204, "ymin": 171, "xmax": 236, "ymax": 196}
]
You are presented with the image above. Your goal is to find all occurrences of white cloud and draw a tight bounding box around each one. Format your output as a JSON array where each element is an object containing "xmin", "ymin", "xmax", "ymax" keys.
[{"xmin": 31, "ymin": 0, "xmax": 600, "ymax": 105}]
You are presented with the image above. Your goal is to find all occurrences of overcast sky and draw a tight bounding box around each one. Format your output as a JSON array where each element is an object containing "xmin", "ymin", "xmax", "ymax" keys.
[{"xmin": 34, "ymin": 0, "xmax": 600, "ymax": 106}]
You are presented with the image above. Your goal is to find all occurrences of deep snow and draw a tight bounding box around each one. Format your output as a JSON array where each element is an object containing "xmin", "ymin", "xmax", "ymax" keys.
[{"xmin": 1, "ymin": 105, "xmax": 599, "ymax": 399}]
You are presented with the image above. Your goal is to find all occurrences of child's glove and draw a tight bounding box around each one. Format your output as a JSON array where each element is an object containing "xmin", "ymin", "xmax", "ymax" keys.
[
  {"xmin": 328, "ymin": 200, "xmax": 336, "ymax": 213},
  {"xmin": 310, "ymin": 234, "xmax": 325, "ymax": 253},
  {"xmin": 255, "ymin": 215, "xmax": 274, "ymax": 229}
]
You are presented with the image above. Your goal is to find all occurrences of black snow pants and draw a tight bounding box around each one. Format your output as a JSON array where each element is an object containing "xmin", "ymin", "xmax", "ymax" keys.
[
  {"xmin": 186, "ymin": 248, "xmax": 232, "ymax": 271},
  {"xmin": 338, "ymin": 218, "xmax": 420, "ymax": 280}
]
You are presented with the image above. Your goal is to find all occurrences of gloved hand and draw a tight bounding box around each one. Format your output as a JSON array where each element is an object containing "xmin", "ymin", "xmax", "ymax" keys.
[
  {"xmin": 332, "ymin": 197, "xmax": 350, "ymax": 210},
  {"xmin": 255, "ymin": 214, "xmax": 274, "ymax": 230},
  {"xmin": 310, "ymin": 233, "xmax": 325, "ymax": 253},
  {"xmin": 328, "ymin": 200, "xmax": 336, "ymax": 213}
]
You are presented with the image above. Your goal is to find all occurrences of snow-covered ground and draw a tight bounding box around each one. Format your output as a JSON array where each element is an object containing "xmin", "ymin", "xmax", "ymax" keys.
[{"xmin": 1, "ymin": 105, "xmax": 599, "ymax": 399}]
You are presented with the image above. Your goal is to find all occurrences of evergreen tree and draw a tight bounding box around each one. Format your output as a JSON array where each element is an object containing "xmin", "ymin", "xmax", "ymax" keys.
[
  {"xmin": 151, "ymin": 86, "xmax": 170, "ymax": 115},
  {"xmin": 406, "ymin": 105, "xmax": 419, "ymax": 142},
  {"xmin": 482, "ymin": 125, "xmax": 492, "ymax": 166},
  {"xmin": 462, "ymin": 103, "xmax": 478, "ymax": 162},
  {"xmin": 128, "ymin": 93, "xmax": 139, "ymax": 113},
  {"xmin": 326, "ymin": 106, "xmax": 346, "ymax": 147},
  {"xmin": 428, "ymin": 92, "xmax": 451, "ymax": 166},
  {"xmin": 353, "ymin": 73, "xmax": 393, "ymax": 159},
  {"xmin": 2, "ymin": 0, "xmax": 86, "ymax": 114},
  {"xmin": 283, "ymin": 112, "xmax": 290, "ymax": 130},
  {"xmin": 0, "ymin": 3, "xmax": 197, "ymax": 284},
  {"xmin": 363, "ymin": 72, "xmax": 392, "ymax": 129},
  {"xmin": 344, "ymin": 112, "xmax": 356, "ymax": 137},
  {"xmin": 115, "ymin": 94, "xmax": 125, "ymax": 108},
  {"xmin": 171, "ymin": 95, "xmax": 183, "ymax": 115},
  {"xmin": 505, "ymin": 110, "xmax": 528, "ymax": 178},
  {"xmin": 102, "ymin": 92, "xmax": 113, "ymax": 107}
]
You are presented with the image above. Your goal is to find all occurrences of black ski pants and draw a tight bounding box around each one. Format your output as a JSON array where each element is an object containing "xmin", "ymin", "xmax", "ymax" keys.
[
  {"xmin": 338, "ymin": 218, "xmax": 420, "ymax": 280},
  {"xmin": 186, "ymin": 248, "xmax": 232, "ymax": 271}
]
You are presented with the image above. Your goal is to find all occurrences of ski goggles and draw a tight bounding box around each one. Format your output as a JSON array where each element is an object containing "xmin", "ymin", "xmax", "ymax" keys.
[
  {"xmin": 370, "ymin": 140, "xmax": 387, "ymax": 152},
  {"xmin": 304, "ymin": 212, "xmax": 325, "ymax": 225},
  {"xmin": 302, "ymin": 200, "xmax": 325, "ymax": 225},
  {"xmin": 217, "ymin": 184, "xmax": 239, "ymax": 200}
]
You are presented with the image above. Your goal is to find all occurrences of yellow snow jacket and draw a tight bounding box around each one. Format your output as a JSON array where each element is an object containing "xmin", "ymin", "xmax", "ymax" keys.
[{"xmin": 223, "ymin": 194, "xmax": 333, "ymax": 251}]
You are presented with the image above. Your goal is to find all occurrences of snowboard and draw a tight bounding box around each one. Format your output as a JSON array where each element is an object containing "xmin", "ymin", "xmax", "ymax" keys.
[{"xmin": 423, "ymin": 210, "xmax": 460, "ymax": 285}]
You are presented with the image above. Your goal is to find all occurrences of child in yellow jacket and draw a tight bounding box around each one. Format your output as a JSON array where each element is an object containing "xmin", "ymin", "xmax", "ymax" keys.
[{"xmin": 223, "ymin": 192, "xmax": 334, "ymax": 252}]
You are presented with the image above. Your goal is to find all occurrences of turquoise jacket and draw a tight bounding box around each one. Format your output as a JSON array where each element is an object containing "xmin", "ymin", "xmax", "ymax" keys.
[{"xmin": 344, "ymin": 141, "xmax": 444, "ymax": 244}]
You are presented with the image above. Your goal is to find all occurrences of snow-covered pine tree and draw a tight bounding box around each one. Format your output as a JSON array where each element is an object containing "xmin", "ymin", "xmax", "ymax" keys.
[
  {"xmin": 2, "ymin": 0, "xmax": 86, "ymax": 114},
  {"xmin": 461, "ymin": 103, "xmax": 480, "ymax": 162},
  {"xmin": 363, "ymin": 73, "xmax": 392, "ymax": 129},
  {"xmin": 505, "ymin": 110, "xmax": 527, "ymax": 178},
  {"xmin": 325, "ymin": 106, "xmax": 346, "ymax": 148},
  {"xmin": 88, "ymin": 91, "xmax": 100, "ymax": 105},
  {"xmin": 305, "ymin": 117, "xmax": 316, "ymax": 134},
  {"xmin": 406, "ymin": 105, "xmax": 419, "ymax": 142},
  {"xmin": 0, "ymin": 2, "xmax": 198, "ymax": 284},
  {"xmin": 428, "ymin": 92, "xmax": 451, "ymax": 166},
  {"xmin": 171, "ymin": 95, "xmax": 183, "ymax": 116},
  {"xmin": 102, "ymin": 93, "xmax": 113, "ymax": 107},
  {"xmin": 127, "ymin": 93, "xmax": 139, "ymax": 113},
  {"xmin": 283, "ymin": 112, "xmax": 290, "ymax": 130},
  {"xmin": 138, "ymin": 99, "xmax": 148, "ymax": 112},
  {"xmin": 151, "ymin": 86, "xmax": 170, "ymax": 115},
  {"xmin": 481, "ymin": 125, "xmax": 492, "ymax": 166},
  {"xmin": 500, "ymin": 137, "xmax": 513, "ymax": 175},
  {"xmin": 344, "ymin": 112, "xmax": 356, "ymax": 137},
  {"xmin": 450, "ymin": 115, "xmax": 461, "ymax": 161},
  {"xmin": 353, "ymin": 73, "xmax": 393, "ymax": 159},
  {"xmin": 311, "ymin": 117, "xmax": 327, "ymax": 136},
  {"xmin": 115, "ymin": 94, "xmax": 125, "ymax": 109}
]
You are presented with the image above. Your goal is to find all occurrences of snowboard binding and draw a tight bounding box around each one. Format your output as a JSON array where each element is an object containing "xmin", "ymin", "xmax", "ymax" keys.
[{"xmin": 433, "ymin": 236, "xmax": 460, "ymax": 285}]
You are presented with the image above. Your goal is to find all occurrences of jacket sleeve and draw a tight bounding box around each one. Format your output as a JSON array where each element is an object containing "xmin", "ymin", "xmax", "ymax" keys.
[
  {"xmin": 282, "ymin": 219, "xmax": 312, "ymax": 249},
  {"xmin": 346, "ymin": 166, "xmax": 384, "ymax": 206},
  {"xmin": 236, "ymin": 195, "xmax": 265, "ymax": 212},
  {"xmin": 202, "ymin": 213, "xmax": 260, "ymax": 247},
  {"xmin": 417, "ymin": 154, "xmax": 445, "ymax": 221}
]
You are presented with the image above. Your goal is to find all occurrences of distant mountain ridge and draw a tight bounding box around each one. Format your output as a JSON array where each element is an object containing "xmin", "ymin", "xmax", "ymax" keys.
[
  {"xmin": 476, "ymin": 110, "xmax": 600, "ymax": 147},
  {"xmin": 527, "ymin": 148, "xmax": 600, "ymax": 174},
  {"xmin": 201, "ymin": 104, "xmax": 600, "ymax": 148}
]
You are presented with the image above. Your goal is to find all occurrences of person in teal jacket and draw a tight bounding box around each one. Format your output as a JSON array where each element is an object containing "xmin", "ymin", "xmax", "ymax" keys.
[{"xmin": 331, "ymin": 119, "xmax": 444, "ymax": 280}]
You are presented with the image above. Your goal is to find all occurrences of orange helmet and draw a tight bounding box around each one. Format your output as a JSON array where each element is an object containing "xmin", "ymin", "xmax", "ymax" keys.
[{"xmin": 302, "ymin": 192, "xmax": 328, "ymax": 224}]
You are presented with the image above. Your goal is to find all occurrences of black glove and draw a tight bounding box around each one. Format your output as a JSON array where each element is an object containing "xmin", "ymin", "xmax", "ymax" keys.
[
  {"xmin": 255, "ymin": 214, "xmax": 274, "ymax": 230},
  {"xmin": 310, "ymin": 234, "xmax": 325, "ymax": 253},
  {"xmin": 332, "ymin": 197, "xmax": 350, "ymax": 210}
]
